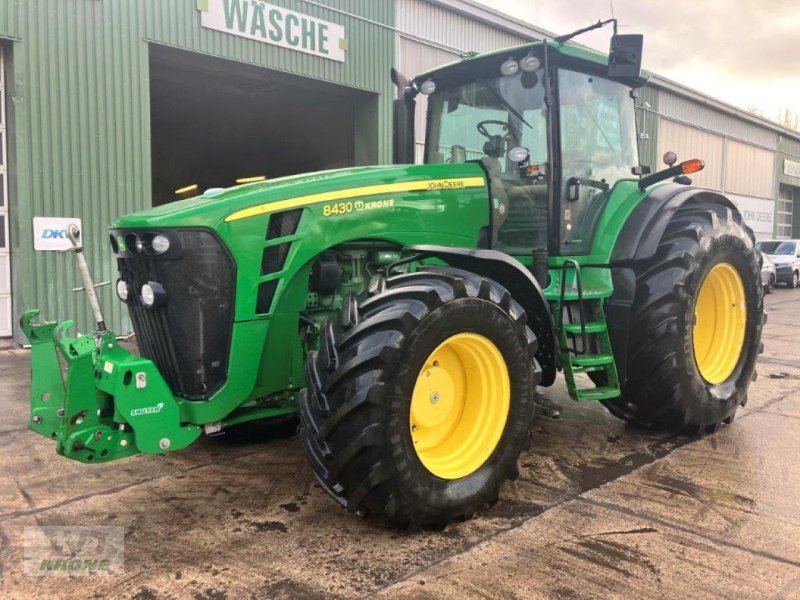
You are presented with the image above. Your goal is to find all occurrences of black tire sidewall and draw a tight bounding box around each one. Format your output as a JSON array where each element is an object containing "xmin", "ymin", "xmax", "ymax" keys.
[
  {"xmin": 677, "ymin": 233, "xmax": 761, "ymax": 425},
  {"xmin": 383, "ymin": 297, "xmax": 534, "ymax": 514}
]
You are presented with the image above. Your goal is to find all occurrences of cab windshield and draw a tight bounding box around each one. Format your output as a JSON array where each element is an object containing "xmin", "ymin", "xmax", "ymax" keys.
[
  {"xmin": 424, "ymin": 59, "xmax": 640, "ymax": 255},
  {"xmin": 425, "ymin": 67, "xmax": 549, "ymax": 252}
]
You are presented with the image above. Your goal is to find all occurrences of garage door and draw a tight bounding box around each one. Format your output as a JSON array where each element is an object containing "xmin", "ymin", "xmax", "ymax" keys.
[
  {"xmin": 778, "ymin": 185, "xmax": 793, "ymax": 239},
  {"xmin": 0, "ymin": 47, "xmax": 10, "ymax": 336}
]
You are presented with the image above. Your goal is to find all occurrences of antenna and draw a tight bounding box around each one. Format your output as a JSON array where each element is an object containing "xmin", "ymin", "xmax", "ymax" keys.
[
  {"xmin": 554, "ymin": 18, "xmax": 616, "ymax": 44},
  {"xmin": 609, "ymin": 0, "xmax": 616, "ymax": 19}
]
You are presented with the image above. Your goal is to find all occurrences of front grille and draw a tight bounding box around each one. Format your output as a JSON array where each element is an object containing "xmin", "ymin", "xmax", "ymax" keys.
[{"xmin": 113, "ymin": 229, "xmax": 235, "ymax": 399}]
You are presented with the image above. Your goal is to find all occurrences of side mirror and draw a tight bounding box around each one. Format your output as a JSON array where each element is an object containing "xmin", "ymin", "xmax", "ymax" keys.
[{"xmin": 608, "ymin": 34, "xmax": 643, "ymax": 79}]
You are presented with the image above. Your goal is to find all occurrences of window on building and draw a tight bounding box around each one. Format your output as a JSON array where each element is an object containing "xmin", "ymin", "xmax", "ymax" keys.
[{"xmin": 777, "ymin": 186, "xmax": 793, "ymax": 239}]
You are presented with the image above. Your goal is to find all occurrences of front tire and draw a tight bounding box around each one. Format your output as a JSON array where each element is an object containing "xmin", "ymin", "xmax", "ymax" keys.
[
  {"xmin": 766, "ymin": 274, "xmax": 775, "ymax": 294},
  {"xmin": 299, "ymin": 267, "xmax": 539, "ymax": 528},
  {"xmin": 601, "ymin": 202, "xmax": 763, "ymax": 434},
  {"xmin": 791, "ymin": 271, "xmax": 799, "ymax": 289}
]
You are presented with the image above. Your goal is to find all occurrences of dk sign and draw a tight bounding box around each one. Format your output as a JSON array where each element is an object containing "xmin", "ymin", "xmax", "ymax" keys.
[
  {"xmin": 199, "ymin": 0, "xmax": 347, "ymax": 63},
  {"xmin": 33, "ymin": 217, "xmax": 81, "ymax": 251}
]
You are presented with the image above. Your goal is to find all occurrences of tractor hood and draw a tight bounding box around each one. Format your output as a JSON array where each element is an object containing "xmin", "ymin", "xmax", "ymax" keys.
[{"xmin": 112, "ymin": 163, "xmax": 487, "ymax": 230}]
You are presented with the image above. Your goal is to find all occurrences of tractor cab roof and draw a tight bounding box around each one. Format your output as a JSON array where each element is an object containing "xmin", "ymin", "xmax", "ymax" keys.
[{"xmin": 413, "ymin": 39, "xmax": 649, "ymax": 90}]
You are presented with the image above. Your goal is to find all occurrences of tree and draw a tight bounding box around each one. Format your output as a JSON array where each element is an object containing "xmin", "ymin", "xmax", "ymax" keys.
[
  {"xmin": 746, "ymin": 104, "xmax": 764, "ymax": 118},
  {"xmin": 777, "ymin": 108, "xmax": 800, "ymax": 132}
]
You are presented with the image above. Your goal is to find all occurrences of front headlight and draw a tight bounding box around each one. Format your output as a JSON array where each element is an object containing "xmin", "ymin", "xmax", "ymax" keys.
[
  {"xmin": 116, "ymin": 279, "xmax": 130, "ymax": 302},
  {"xmin": 140, "ymin": 282, "xmax": 167, "ymax": 309},
  {"xmin": 150, "ymin": 234, "xmax": 171, "ymax": 254}
]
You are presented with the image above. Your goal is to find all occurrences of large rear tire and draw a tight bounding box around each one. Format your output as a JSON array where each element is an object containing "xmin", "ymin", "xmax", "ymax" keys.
[
  {"xmin": 299, "ymin": 267, "xmax": 539, "ymax": 528},
  {"xmin": 600, "ymin": 202, "xmax": 763, "ymax": 434}
]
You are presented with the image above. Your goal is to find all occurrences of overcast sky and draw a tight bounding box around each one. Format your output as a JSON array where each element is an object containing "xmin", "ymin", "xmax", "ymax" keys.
[{"xmin": 473, "ymin": 0, "xmax": 800, "ymax": 124}]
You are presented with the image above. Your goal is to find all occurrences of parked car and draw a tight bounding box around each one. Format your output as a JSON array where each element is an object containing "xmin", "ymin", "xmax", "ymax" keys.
[
  {"xmin": 760, "ymin": 252, "xmax": 776, "ymax": 294},
  {"xmin": 755, "ymin": 240, "xmax": 800, "ymax": 288}
]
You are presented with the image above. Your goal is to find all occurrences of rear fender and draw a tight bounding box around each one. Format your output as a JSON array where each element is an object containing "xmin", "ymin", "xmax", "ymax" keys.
[
  {"xmin": 611, "ymin": 184, "xmax": 742, "ymax": 264},
  {"xmin": 406, "ymin": 245, "xmax": 558, "ymax": 386},
  {"xmin": 606, "ymin": 185, "xmax": 745, "ymax": 384}
]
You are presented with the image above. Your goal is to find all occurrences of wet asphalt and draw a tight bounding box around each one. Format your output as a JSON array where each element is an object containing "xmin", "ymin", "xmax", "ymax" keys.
[{"xmin": 0, "ymin": 291, "xmax": 798, "ymax": 599}]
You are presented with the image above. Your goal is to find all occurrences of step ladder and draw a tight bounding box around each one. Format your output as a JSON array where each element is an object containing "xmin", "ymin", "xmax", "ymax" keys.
[{"xmin": 554, "ymin": 260, "xmax": 621, "ymax": 402}]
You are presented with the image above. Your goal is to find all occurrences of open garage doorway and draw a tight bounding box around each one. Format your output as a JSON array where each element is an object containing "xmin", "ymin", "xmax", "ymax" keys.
[{"xmin": 149, "ymin": 45, "xmax": 379, "ymax": 206}]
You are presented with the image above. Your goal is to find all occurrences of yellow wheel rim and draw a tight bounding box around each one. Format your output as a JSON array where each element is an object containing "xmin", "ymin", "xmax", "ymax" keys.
[
  {"xmin": 409, "ymin": 333, "xmax": 510, "ymax": 480},
  {"xmin": 692, "ymin": 262, "xmax": 747, "ymax": 384}
]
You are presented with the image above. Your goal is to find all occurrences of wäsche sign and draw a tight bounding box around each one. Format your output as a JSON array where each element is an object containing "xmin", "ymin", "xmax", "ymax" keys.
[{"xmin": 199, "ymin": 0, "xmax": 347, "ymax": 63}]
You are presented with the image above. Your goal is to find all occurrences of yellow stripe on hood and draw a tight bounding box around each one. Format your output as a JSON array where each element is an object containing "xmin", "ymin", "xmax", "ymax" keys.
[{"xmin": 224, "ymin": 177, "xmax": 486, "ymax": 222}]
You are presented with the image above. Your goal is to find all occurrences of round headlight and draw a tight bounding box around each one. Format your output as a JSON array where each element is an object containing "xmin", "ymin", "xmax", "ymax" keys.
[
  {"xmin": 116, "ymin": 279, "xmax": 129, "ymax": 302},
  {"xmin": 508, "ymin": 146, "xmax": 530, "ymax": 163},
  {"xmin": 135, "ymin": 236, "xmax": 145, "ymax": 254},
  {"xmin": 420, "ymin": 79, "xmax": 436, "ymax": 95},
  {"xmin": 520, "ymin": 54, "xmax": 540, "ymax": 72},
  {"xmin": 140, "ymin": 281, "xmax": 167, "ymax": 309},
  {"xmin": 500, "ymin": 58, "xmax": 519, "ymax": 76},
  {"xmin": 150, "ymin": 234, "xmax": 170, "ymax": 254},
  {"xmin": 141, "ymin": 283, "xmax": 155, "ymax": 307}
]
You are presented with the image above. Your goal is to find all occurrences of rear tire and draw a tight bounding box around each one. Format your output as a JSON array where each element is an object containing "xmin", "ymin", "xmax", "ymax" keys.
[
  {"xmin": 299, "ymin": 267, "xmax": 539, "ymax": 528},
  {"xmin": 601, "ymin": 202, "xmax": 763, "ymax": 434}
]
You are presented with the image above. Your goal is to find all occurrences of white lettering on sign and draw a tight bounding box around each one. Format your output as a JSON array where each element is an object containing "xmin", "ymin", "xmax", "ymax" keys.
[
  {"xmin": 33, "ymin": 217, "xmax": 82, "ymax": 251},
  {"xmin": 199, "ymin": 0, "xmax": 347, "ymax": 63},
  {"xmin": 726, "ymin": 194, "xmax": 774, "ymax": 236},
  {"xmin": 784, "ymin": 159, "xmax": 800, "ymax": 179}
]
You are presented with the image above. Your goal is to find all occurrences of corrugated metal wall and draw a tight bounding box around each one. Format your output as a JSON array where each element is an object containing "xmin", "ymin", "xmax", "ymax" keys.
[
  {"xmin": 725, "ymin": 139, "xmax": 774, "ymax": 199},
  {"xmin": 657, "ymin": 119, "xmax": 724, "ymax": 190},
  {"xmin": 658, "ymin": 90, "xmax": 777, "ymax": 150},
  {"xmin": 396, "ymin": 0, "xmax": 529, "ymax": 55},
  {"xmin": 0, "ymin": 0, "xmax": 394, "ymax": 341}
]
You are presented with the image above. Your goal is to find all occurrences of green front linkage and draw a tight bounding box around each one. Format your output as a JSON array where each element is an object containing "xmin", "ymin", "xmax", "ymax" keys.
[{"xmin": 21, "ymin": 309, "xmax": 200, "ymax": 463}]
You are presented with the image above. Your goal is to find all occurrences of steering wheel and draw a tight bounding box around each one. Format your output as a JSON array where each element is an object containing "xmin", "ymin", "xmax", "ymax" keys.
[{"xmin": 476, "ymin": 120, "xmax": 508, "ymax": 140}]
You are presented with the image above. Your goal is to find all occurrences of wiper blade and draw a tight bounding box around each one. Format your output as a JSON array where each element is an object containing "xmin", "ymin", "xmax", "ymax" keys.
[{"xmin": 483, "ymin": 82, "xmax": 532, "ymax": 130}]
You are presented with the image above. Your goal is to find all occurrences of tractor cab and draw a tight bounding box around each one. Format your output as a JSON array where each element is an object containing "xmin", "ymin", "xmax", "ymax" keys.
[{"xmin": 395, "ymin": 32, "xmax": 646, "ymax": 259}]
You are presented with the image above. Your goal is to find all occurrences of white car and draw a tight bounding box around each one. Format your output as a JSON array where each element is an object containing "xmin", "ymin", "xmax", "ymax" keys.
[
  {"xmin": 760, "ymin": 253, "xmax": 776, "ymax": 294},
  {"xmin": 755, "ymin": 240, "xmax": 800, "ymax": 288}
]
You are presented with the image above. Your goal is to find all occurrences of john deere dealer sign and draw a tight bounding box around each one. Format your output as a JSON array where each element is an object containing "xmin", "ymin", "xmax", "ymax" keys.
[{"xmin": 199, "ymin": 0, "xmax": 347, "ymax": 62}]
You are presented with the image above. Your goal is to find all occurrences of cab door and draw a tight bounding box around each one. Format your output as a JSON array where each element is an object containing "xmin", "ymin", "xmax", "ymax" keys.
[{"xmin": 556, "ymin": 69, "xmax": 639, "ymax": 255}]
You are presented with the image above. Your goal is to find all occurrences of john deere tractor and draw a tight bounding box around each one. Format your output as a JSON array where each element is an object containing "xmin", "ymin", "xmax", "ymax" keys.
[{"xmin": 23, "ymin": 22, "xmax": 763, "ymax": 528}]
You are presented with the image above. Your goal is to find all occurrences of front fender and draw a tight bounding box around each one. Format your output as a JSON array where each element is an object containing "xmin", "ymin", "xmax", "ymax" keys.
[{"xmin": 407, "ymin": 245, "xmax": 558, "ymax": 387}]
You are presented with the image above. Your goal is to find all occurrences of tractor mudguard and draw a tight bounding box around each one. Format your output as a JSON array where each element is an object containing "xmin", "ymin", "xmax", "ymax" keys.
[
  {"xmin": 406, "ymin": 245, "xmax": 558, "ymax": 386},
  {"xmin": 605, "ymin": 185, "xmax": 743, "ymax": 384},
  {"xmin": 610, "ymin": 183, "xmax": 740, "ymax": 264},
  {"xmin": 21, "ymin": 309, "xmax": 201, "ymax": 463}
]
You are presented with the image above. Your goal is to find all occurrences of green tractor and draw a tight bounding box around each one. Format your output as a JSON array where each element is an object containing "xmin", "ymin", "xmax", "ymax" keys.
[{"xmin": 23, "ymin": 22, "xmax": 763, "ymax": 528}]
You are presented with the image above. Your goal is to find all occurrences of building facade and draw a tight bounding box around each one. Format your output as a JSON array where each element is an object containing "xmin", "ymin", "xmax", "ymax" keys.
[{"xmin": 1, "ymin": 0, "xmax": 798, "ymax": 339}]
